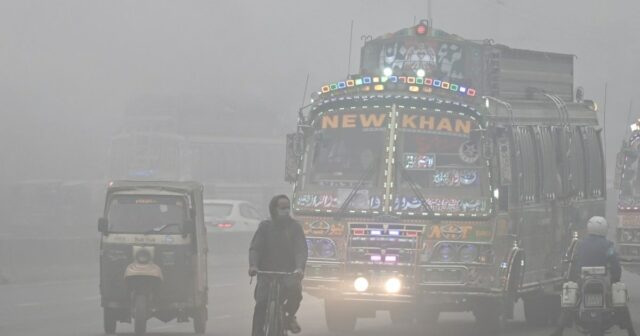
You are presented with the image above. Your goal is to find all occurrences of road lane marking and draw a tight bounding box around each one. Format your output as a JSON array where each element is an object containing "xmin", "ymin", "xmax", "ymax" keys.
[
  {"xmin": 211, "ymin": 283, "xmax": 235, "ymax": 288},
  {"xmin": 17, "ymin": 302, "xmax": 42, "ymax": 307},
  {"xmin": 81, "ymin": 295, "xmax": 100, "ymax": 301}
]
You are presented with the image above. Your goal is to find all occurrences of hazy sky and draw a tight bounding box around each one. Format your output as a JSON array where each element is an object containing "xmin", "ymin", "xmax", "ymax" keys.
[{"xmin": 1, "ymin": 0, "xmax": 638, "ymax": 181}]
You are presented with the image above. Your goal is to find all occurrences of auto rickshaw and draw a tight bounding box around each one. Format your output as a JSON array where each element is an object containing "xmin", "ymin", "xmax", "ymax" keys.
[{"xmin": 98, "ymin": 181, "xmax": 208, "ymax": 334}]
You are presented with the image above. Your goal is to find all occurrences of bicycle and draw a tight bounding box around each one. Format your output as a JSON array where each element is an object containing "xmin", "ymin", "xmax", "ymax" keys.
[{"xmin": 256, "ymin": 271, "xmax": 296, "ymax": 336}]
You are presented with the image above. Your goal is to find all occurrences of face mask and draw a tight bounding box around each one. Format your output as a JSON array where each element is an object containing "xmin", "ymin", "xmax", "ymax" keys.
[{"xmin": 276, "ymin": 208, "xmax": 290, "ymax": 219}]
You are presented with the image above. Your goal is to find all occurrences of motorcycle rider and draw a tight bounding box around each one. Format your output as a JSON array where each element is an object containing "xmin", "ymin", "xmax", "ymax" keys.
[
  {"xmin": 552, "ymin": 216, "xmax": 636, "ymax": 336},
  {"xmin": 249, "ymin": 195, "xmax": 308, "ymax": 336}
]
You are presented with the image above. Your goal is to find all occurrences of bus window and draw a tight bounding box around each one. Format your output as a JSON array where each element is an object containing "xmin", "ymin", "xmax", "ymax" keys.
[
  {"xmin": 581, "ymin": 127, "xmax": 605, "ymax": 198},
  {"xmin": 569, "ymin": 127, "xmax": 587, "ymax": 199},
  {"xmin": 517, "ymin": 126, "xmax": 539, "ymax": 203},
  {"xmin": 538, "ymin": 127, "xmax": 559, "ymax": 200}
]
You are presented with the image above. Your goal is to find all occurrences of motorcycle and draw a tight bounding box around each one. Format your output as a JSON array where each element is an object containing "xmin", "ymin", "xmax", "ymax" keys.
[{"xmin": 561, "ymin": 266, "xmax": 629, "ymax": 336}]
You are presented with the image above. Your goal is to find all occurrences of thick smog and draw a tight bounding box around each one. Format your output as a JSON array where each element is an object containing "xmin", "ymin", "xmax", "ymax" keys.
[{"xmin": 1, "ymin": 1, "xmax": 639, "ymax": 336}]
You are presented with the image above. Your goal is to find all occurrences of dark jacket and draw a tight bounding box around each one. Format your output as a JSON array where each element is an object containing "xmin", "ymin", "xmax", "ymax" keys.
[
  {"xmin": 248, "ymin": 196, "xmax": 308, "ymax": 273},
  {"xmin": 569, "ymin": 234, "xmax": 622, "ymax": 282}
]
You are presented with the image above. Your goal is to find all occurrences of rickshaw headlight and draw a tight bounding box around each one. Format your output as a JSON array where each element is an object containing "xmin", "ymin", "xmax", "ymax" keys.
[{"xmin": 135, "ymin": 249, "xmax": 152, "ymax": 264}]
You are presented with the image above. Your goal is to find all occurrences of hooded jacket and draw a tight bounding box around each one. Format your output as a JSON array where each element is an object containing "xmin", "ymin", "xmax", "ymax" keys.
[{"xmin": 249, "ymin": 195, "xmax": 308, "ymax": 272}]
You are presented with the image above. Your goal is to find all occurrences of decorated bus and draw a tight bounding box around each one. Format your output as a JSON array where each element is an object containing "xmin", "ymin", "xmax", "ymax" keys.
[
  {"xmin": 285, "ymin": 21, "xmax": 605, "ymax": 332},
  {"xmin": 615, "ymin": 120, "xmax": 640, "ymax": 275}
]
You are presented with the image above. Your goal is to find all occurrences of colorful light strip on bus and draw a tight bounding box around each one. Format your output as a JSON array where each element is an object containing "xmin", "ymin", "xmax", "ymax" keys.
[{"xmin": 320, "ymin": 76, "xmax": 477, "ymax": 97}]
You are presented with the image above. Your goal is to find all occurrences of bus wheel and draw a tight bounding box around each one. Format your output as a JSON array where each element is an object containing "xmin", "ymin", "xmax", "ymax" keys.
[
  {"xmin": 389, "ymin": 308, "xmax": 414, "ymax": 326},
  {"xmin": 325, "ymin": 299, "xmax": 356, "ymax": 333},
  {"xmin": 473, "ymin": 298, "xmax": 502, "ymax": 334},
  {"xmin": 524, "ymin": 295, "xmax": 549, "ymax": 326}
]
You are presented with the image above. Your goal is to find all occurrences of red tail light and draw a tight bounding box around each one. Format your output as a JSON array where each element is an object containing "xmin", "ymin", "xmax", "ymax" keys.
[{"xmin": 216, "ymin": 223, "xmax": 234, "ymax": 229}]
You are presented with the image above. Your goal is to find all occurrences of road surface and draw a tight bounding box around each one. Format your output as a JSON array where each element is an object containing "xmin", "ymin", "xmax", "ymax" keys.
[{"xmin": 1, "ymin": 261, "xmax": 637, "ymax": 336}]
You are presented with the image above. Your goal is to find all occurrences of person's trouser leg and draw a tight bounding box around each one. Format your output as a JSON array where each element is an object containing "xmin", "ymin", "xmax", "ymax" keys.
[
  {"xmin": 283, "ymin": 279, "xmax": 303, "ymax": 317},
  {"xmin": 617, "ymin": 307, "xmax": 637, "ymax": 336},
  {"xmin": 252, "ymin": 279, "xmax": 269, "ymax": 336}
]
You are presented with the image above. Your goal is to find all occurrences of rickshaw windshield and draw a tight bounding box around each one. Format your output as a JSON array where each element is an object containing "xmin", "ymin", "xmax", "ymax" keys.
[{"xmin": 107, "ymin": 195, "xmax": 187, "ymax": 234}]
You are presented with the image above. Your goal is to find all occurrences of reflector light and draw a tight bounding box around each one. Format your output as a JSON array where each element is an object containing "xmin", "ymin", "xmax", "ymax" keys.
[
  {"xmin": 416, "ymin": 77, "xmax": 424, "ymax": 85},
  {"xmin": 450, "ymin": 84, "xmax": 459, "ymax": 91},
  {"xmin": 321, "ymin": 85, "xmax": 330, "ymax": 93},
  {"xmin": 467, "ymin": 88, "xmax": 477, "ymax": 96},
  {"xmin": 355, "ymin": 78, "xmax": 363, "ymax": 85},
  {"xmin": 389, "ymin": 76, "xmax": 398, "ymax": 83},
  {"xmin": 373, "ymin": 77, "xmax": 380, "ymax": 83},
  {"xmin": 363, "ymin": 77, "xmax": 372, "ymax": 84},
  {"xmin": 346, "ymin": 80, "xmax": 355, "ymax": 87},
  {"xmin": 338, "ymin": 81, "xmax": 346, "ymax": 89},
  {"xmin": 330, "ymin": 83, "xmax": 338, "ymax": 90},
  {"xmin": 424, "ymin": 78, "xmax": 433, "ymax": 86},
  {"xmin": 433, "ymin": 80, "xmax": 442, "ymax": 87},
  {"xmin": 407, "ymin": 77, "xmax": 416, "ymax": 84},
  {"xmin": 459, "ymin": 86, "xmax": 467, "ymax": 93},
  {"xmin": 416, "ymin": 24, "xmax": 428, "ymax": 35},
  {"xmin": 441, "ymin": 81, "xmax": 450, "ymax": 89}
]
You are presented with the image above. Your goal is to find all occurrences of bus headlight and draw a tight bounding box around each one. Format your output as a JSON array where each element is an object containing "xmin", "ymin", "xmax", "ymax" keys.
[
  {"xmin": 459, "ymin": 244, "xmax": 479, "ymax": 263},
  {"xmin": 306, "ymin": 238, "xmax": 337, "ymax": 259},
  {"xmin": 435, "ymin": 243, "xmax": 455, "ymax": 262},
  {"xmin": 385, "ymin": 278, "xmax": 402, "ymax": 294},
  {"xmin": 354, "ymin": 277, "xmax": 369, "ymax": 292}
]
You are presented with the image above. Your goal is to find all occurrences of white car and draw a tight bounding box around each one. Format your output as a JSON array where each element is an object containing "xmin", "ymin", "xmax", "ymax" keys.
[{"xmin": 203, "ymin": 199, "xmax": 264, "ymax": 234}]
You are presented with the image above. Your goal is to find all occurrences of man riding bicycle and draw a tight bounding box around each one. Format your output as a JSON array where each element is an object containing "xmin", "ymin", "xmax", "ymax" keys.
[{"xmin": 249, "ymin": 195, "xmax": 308, "ymax": 336}]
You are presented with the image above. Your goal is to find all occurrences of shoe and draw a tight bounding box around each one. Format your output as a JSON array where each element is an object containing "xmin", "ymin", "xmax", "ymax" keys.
[{"xmin": 287, "ymin": 315, "xmax": 301, "ymax": 334}]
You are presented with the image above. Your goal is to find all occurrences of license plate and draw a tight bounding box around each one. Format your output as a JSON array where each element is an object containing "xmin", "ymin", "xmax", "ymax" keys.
[{"xmin": 584, "ymin": 294, "xmax": 603, "ymax": 307}]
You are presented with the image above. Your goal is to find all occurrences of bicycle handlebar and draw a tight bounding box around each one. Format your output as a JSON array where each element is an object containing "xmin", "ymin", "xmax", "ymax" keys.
[{"xmin": 256, "ymin": 271, "xmax": 295, "ymax": 275}]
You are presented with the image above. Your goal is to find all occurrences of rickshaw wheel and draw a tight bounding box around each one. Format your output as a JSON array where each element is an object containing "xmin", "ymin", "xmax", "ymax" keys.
[
  {"xmin": 103, "ymin": 308, "xmax": 117, "ymax": 334},
  {"xmin": 133, "ymin": 294, "xmax": 147, "ymax": 335},
  {"xmin": 193, "ymin": 306, "xmax": 207, "ymax": 334}
]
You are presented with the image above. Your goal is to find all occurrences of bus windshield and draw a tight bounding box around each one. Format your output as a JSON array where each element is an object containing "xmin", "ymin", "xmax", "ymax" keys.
[
  {"xmin": 305, "ymin": 108, "xmax": 388, "ymax": 188},
  {"xmin": 395, "ymin": 109, "xmax": 489, "ymax": 214},
  {"xmin": 619, "ymin": 145, "xmax": 640, "ymax": 207}
]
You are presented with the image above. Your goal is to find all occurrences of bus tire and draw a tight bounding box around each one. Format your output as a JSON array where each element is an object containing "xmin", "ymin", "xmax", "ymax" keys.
[
  {"xmin": 389, "ymin": 308, "xmax": 414, "ymax": 326},
  {"xmin": 325, "ymin": 299, "xmax": 356, "ymax": 333},
  {"xmin": 523, "ymin": 295, "xmax": 548, "ymax": 326},
  {"xmin": 473, "ymin": 298, "xmax": 502, "ymax": 334}
]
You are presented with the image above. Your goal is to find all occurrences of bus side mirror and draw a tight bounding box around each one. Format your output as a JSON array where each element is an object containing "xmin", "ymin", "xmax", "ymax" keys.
[
  {"xmin": 98, "ymin": 218, "xmax": 108, "ymax": 234},
  {"xmin": 285, "ymin": 133, "xmax": 303, "ymax": 183}
]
